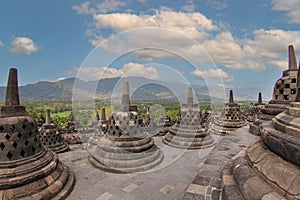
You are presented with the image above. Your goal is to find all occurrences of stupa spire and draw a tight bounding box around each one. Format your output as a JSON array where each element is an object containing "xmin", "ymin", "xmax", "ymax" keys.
[
  {"xmin": 5, "ymin": 68, "xmax": 20, "ymax": 106},
  {"xmin": 288, "ymin": 45, "xmax": 297, "ymax": 70},
  {"xmin": 229, "ymin": 90, "xmax": 234, "ymax": 104},
  {"xmin": 101, "ymin": 108, "xmax": 106, "ymax": 121},
  {"xmin": 45, "ymin": 109, "xmax": 51, "ymax": 125},
  {"xmin": 187, "ymin": 87, "xmax": 193, "ymax": 106},
  {"xmin": 121, "ymin": 81, "xmax": 130, "ymax": 106},
  {"xmin": 95, "ymin": 111, "xmax": 100, "ymax": 121},
  {"xmin": 258, "ymin": 92, "xmax": 262, "ymax": 104},
  {"xmin": 296, "ymin": 62, "xmax": 300, "ymax": 102}
]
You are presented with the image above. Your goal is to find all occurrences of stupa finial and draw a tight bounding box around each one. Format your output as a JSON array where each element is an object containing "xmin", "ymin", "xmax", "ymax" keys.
[
  {"xmin": 95, "ymin": 111, "xmax": 100, "ymax": 121},
  {"xmin": 121, "ymin": 81, "xmax": 130, "ymax": 106},
  {"xmin": 5, "ymin": 68, "xmax": 20, "ymax": 106},
  {"xmin": 187, "ymin": 87, "xmax": 193, "ymax": 106},
  {"xmin": 288, "ymin": 45, "xmax": 297, "ymax": 70},
  {"xmin": 258, "ymin": 92, "xmax": 262, "ymax": 104},
  {"xmin": 296, "ymin": 62, "xmax": 300, "ymax": 102},
  {"xmin": 101, "ymin": 108, "xmax": 106, "ymax": 121},
  {"xmin": 45, "ymin": 109, "xmax": 51, "ymax": 125},
  {"xmin": 229, "ymin": 90, "xmax": 234, "ymax": 104}
]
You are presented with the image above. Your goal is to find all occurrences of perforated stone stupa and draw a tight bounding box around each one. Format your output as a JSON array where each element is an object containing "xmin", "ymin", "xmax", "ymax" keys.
[
  {"xmin": 250, "ymin": 45, "xmax": 300, "ymax": 136},
  {"xmin": 98, "ymin": 108, "xmax": 108, "ymax": 131},
  {"xmin": 249, "ymin": 92, "xmax": 266, "ymax": 135},
  {"xmin": 210, "ymin": 90, "xmax": 246, "ymax": 135},
  {"xmin": 88, "ymin": 82, "xmax": 163, "ymax": 173},
  {"xmin": 163, "ymin": 87, "xmax": 215, "ymax": 149},
  {"xmin": 0, "ymin": 68, "xmax": 74, "ymax": 199},
  {"xmin": 260, "ymin": 45, "xmax": 300, "ymax": 120},
  {"xmin": 39, "ymin": 109, "xmax": 69, "ymax": 153},
  {"xmin": 222, "ymin": 66, "xmax": 300, "ymax": 200}
]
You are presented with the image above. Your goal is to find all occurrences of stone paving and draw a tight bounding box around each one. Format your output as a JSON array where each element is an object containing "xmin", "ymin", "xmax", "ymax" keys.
[
  {"xmin": 58, "ymin": 126, "xmax": 257, "ymax": 200},
  {"xmin": 183, "ymin": 126, "xmax": 257, "ymax": 200}
]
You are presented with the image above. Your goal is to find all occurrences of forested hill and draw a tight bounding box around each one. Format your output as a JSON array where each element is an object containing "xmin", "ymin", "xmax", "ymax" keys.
[{"xmin": 0, "ymin": 77, "xmax": 271, "ymax": 102}]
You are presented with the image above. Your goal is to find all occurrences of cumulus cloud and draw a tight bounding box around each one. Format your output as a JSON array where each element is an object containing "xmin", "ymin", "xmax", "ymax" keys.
[
  {"xmin": 10, "ymin": 37, "xmax": 40, "ymax": 54},
  {"xmin": 65, "ymin": 62, "xmax": 158, "ymax": 80},
  {"xmin": 192, "ymin": 69, "xmax": 234, "ymax": 83},
  {"xmin": 202, "ymin": 29, "xmax": 300, "ymax": 71},
  {"xmin": 121, "ymin": 62, "xmax": 158, "ymax": 79},
  {"xmin": 271, "ymin": 0, "xmax": 300, "ymax": 23},
  {"xmin": 93, "ymin": 9, "xmax": 219, "ymax": 41},
  {"xmin": 74, "ymin": 3, "xmax": 300, "ymax": 72},
  {"xmin": 0, "ymin": 41, "xmax": 4, "ymax": 47}
]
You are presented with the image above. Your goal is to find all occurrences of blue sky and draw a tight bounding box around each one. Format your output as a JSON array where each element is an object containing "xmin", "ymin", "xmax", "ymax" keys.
[{"xmin": 1, "ymin": 0, "xmax": 300, "ymax": 100}]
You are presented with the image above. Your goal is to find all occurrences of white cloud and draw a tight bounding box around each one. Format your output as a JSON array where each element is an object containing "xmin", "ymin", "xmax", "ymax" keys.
[
  {"xmin": 88, "ymin": 35, "xmax": 106, "ymax": 46},
  {"xmin": 121, "ymin": 62, "xmax": 158, "ymax": 79},
  {"xmin": 202, "ymin": 29, "xmax": 300, "ymax": 71},
  {"xmin": 93, "ymin": 9, "xmax": 219, "ymax": 41},
  {"xmin": 44, "ymin": 77, "xmax": 67, "ymax": 82},
  {"xmin": 206, "ymin": 0, "xmax": 227, "ymax": 10},
  {"xmin": 65, "ymin": 62, "xmax": 158, "ymax": 80},
  {"xmin": 10, "ymin": 37, "xmax": 40, "ymax": 54},
  {"xmin": 0, "ymin": 41, "xmax": 4, "ymax": 47},
  {"xmin": 96, "ymin": 0, "xmax": 126, "ymax": 13},
  {"xmin": 72, "ymin": 1, "xmax": 90, "ymax": 14},
  {"xmin": 137, "ymin": 0, "xmax": 147, "ymax": 4},
  {"xmin": 271, "ymin": 0, "xmax": 300, "ymax": 23},
  {"xmin": 72, "ymin": 0, "xmax": 125, "ymax": 14},
  {"xmin": 192, "ymin": 69, "xmax": 234, "ymax": 83},
  {"xmin": 181, "ymin": 0, "xmax": 196, "ymax": 12},
  {"xmin": 75, "ymin": 4, "xmax": 300, "ymax": 72}
]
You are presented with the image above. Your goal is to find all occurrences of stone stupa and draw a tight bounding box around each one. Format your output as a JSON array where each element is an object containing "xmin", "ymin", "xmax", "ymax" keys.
[
  {"xmin": 260, "ymin": 45, "xmax": 299, "ymax": 120},
  {"xmin": 94, "ymin": 108, "xmax": 109, "ymax": 136},
  {"xmin": 0, "ymin": 68, "xmax": 75, "ymax": 199},
  {"xmin": 210, "ymin": 90, "xmax": 246, "ymax": 135},
  {"xmin": 163, "ymin": 87, "xmax": 215, "ymax": 149},
  {"xmin": 39, "ymin": 109, "xmax": 69, "ymax": 153},
  {"xmin": 249, "ymin": 92, "xmax": 266, "ymax": 135},
  {"xmin": 249, "ymin": 45, "xmax": 300, "ymax": 135},
  {"xmin": 37, "ymin": 112, "xmax": 45, "ymax": 128},
  {"xmin": 88, "ymin": 82, "xmax": 163, "ymax": 173},
  {"xmin": 222, "ymin": 65, "xmax": 300, "ymax": 200}
]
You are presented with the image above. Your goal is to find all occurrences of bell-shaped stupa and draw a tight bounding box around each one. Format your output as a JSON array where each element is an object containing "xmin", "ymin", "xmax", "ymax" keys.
[
  {"xmin": 222, "ymin": 64, "xmax": 300, "ymax": 200},
  {"xmin": 260, "ymin": 45, "xmax": 299, "ymax": 120},
  {"xmin": 0, "ymin": 68, "xmax": 75, "ymax": 199},
  {"xmin": 88, "ymin": 82, "xmax": 163, "ymax": 173},
  {"xmin": 163, "ymin": 87, "xmax": 215, "ymax": 149},
  {"xmin": 210, "ymin": 90, "xmax": 246, "ymax": 134},
  {"xmin": 39, "ymin": 109, "xmax": 69, "ymax": 153},
  {"xmin": 250, "ymin": 45, "xmax": 300, "ymax": 135}
]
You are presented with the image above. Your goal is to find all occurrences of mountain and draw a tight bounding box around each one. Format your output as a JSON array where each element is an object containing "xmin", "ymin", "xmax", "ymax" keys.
[{"xmin": 0, "ymin": 77, "xmax": 272, "ymax": 102}]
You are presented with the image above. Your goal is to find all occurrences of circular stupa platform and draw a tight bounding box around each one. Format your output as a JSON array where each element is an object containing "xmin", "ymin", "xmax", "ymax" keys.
[
  {"xmin": 163, "ymin": 124, "xmax": 215, "ymax": 149},
  {"xmin": 88, "ymin": 135, "xmax": 163, "ymax": 173}
]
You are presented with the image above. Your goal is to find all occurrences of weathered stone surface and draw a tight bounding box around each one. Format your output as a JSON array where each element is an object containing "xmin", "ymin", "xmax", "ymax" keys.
[
  {"xmin": 163, "ymin": 87, "xmax": 215, "ymax": 149},
  {"xmin": 246, "ymin": 139, "xmax": 300, "ymax": 199},
  {"xmin": 262, "ymin": 122, "xmax": 300, "ymax": 167},
  {"xmin": 39, "ymin": 110, "xmax": 69, "ymax": 154},
  {"xmin": 222, "ymin": 185, "xmax": 244, "ymax": 200},
  {"xmin": 242, "ymin": 176, "xmax": 273, "ymax": 200},
  {"xmin": 88, "ymin": 82, "xmax": 163, "ymax": 173},
  {"xmin": 0, "ymin": 68, "xmax": 75, "ymax": 199},
  {"xmin": 210, "ymin": 90, "xmax": 246, "ymax": 135}
]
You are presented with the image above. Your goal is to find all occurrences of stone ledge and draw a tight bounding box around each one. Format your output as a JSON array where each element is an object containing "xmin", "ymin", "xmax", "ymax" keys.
[
  {"xmin": 246, "ymin": 139, "xmax": 300, "ymax": 199},
  {"xmin": 261, "ymin": 122, "xmax": 300, "ymax": 167},
  {"xmin": 224, "ymin": 141, "xmax": 285, "ymax": 200}
]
